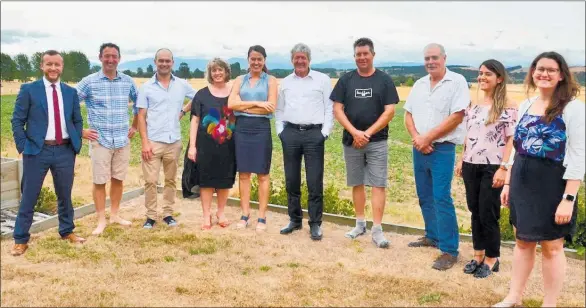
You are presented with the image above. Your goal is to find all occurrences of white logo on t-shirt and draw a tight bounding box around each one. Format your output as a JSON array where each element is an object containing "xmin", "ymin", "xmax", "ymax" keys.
[{"xmin": 355, "ymin": 88, "xmax": 372, "ymax": 98}]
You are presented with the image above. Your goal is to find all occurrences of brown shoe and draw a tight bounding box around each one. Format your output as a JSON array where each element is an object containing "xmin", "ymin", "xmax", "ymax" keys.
[
  {"xmin": 408, "ymin": 236, "xmax": 438, "ymax": 248},
  {"xmin": 432, "ymin": 253, "xmax": 459, "ymax": 271},
  {"xmin": 61, "ymin": 233, "xmax": 86, "ymax": 244},
  {"xmin": 10, "ymin": 244, "xmax": 29, "ymax": 256}
]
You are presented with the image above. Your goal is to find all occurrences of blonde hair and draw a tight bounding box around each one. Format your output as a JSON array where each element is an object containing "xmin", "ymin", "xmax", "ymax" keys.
[{"xmin": 205, "ymin": 57, "xmax": 231, "ymax": 84}]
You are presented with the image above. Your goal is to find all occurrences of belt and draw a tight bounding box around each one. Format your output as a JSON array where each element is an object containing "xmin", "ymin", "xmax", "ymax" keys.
[
  {"xmin": 432, "ymin": 141, "xmax": 455, "ymax": 146},
  {"xmin": 44, "ymin": 139, "xmax": 70, "ymax": 146},
  {"xmin": 285, "ymin": 122, "xmax": 322, "ymax": 131}
]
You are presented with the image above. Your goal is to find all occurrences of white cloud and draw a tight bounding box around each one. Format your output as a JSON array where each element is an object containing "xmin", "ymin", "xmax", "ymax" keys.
[{"xmin": 1, "ymin": 1, "xmax": 584, "ymax": 66}]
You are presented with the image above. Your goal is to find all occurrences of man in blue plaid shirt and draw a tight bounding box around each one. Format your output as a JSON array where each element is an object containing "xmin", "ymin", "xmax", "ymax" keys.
[{"xmin": 76, "ymin": 42, "xmax": 139, "ymax": 236}]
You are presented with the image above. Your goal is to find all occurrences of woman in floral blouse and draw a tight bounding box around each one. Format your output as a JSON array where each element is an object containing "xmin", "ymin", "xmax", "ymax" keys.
[
  {"xmin": 188, "ymin": 58, "xmax": 236, "ymax": 230},
  {"xmin": 494, "ymin": 52, "xmax": 585, "ymax": 307},
  {"xmin": 456, "ymin": 59, "xmax": 518, "ymax": 278}
]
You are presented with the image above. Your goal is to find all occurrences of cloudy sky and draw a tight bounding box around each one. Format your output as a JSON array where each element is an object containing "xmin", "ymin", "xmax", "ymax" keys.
[{"xmin": 2, "ymin": 1, "xmax": 585, "ymax": 67}]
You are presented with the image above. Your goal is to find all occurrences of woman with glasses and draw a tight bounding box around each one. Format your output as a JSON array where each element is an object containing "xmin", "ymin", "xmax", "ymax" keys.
[{"xmin": 494, "ymin": 51, "xmax": 585, "ymax": 307}]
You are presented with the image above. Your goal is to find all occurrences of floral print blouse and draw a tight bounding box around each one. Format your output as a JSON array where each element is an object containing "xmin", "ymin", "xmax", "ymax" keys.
[
  {"xmin": 462, "ymin": 105, "xmax": 518, "ymax": 165},
  {"xmin": 513, "ymin": 113, "xmax": 567, "ymax": 162}
]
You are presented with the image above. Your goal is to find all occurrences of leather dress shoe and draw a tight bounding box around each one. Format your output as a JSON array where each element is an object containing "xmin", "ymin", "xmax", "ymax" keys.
[
  {"xmin": 310, "ymin": 224, "xmax": 322, "ymax": 241},
  {"xmin": 10, "ymin": 243, "xmax": 28, "ymax": 256},
  {"xmin": 61, "ymin": 233, "xmax": 87, "ymax": 244},
  {"xmin": 280, "ymin": 222, "xmax": 302, "ymax": 234}
]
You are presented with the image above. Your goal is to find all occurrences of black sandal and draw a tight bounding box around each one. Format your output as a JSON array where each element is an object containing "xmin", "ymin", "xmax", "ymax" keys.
[
  {"xmin": 463, "ymin": 257, "xmax": 484, "ymax": 274},
  {"xmin": 474, "ymin": 259, "xmax": 500, "ymax": 278}
]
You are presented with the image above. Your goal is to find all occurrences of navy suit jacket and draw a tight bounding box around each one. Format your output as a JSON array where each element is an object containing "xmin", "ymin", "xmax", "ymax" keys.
[{"xmin": 11, "ymin": 79, "xmax": 83, "ymax": 155}]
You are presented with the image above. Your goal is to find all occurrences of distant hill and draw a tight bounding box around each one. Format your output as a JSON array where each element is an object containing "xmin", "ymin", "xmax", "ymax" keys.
[
  {"xmin": 117, "ymin": 56, "xmax": 423, "ymax": 71},
  {"xmin": 114, "ymin": 56, "xmax": 585, "ymax": 86}
]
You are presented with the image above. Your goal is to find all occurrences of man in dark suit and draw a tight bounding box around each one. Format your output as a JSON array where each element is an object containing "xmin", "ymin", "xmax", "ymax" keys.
[{"xmin": 10, "ymin": 50, "xmax": 85, "ymax": 256}]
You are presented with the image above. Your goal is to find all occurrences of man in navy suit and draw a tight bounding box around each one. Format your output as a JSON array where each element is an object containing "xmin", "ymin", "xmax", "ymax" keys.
[{"xmin": 10, "ymin": 50, "xmax": 86, "ymax": 256}]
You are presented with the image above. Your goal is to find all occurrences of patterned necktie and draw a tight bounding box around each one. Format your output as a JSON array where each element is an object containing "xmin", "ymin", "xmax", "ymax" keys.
[{"xmin": 51, "ymin": 84, "xmax": 63, "ymax": 144}]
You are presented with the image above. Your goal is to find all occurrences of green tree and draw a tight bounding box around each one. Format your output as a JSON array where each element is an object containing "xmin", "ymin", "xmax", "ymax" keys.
[
  {"xmin": 146, "ymin": 64, "xmax": 154, "ymax": 75},
  {"xmin": 60, "ymin": 51, "xmax": 91, "ymax": 82},
  {"xmin": 176, "ymin": 62, "xmax": 191, "ymax": 79},
  {"xmin": 192, "ymin": 68, "xmax": 204, "ymax": 79},
  {"xmin": 122, "ymin": 69, "xmax": 134, "ymax": 77},
  {"xmin": 229, "ymin": 62, "xmax": 241, "ymax": 79},
  {"xmin": 14, "ymin": 53, "xmax": 32, "ymax": 82},
  {"xmin": 136, "ymin": 67, "xmax": 144, "ymax": 78},
  {"xmin": 0, "ymin": 53, "xmax": 17, "ymax": 81},
  {"xmin": 405, "ymin": 76, "xmax": 415, "ymax": 87},
  {"xmin": 31, "ymin": 52, "xmax": 44, "ymax": 78},
  {"xmin": 90, "ymin": 65, "xmax": 101, "ymax": 74}
]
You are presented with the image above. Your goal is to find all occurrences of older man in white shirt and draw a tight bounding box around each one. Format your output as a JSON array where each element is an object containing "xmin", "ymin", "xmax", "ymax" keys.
[
  {"xmin": 404, "ymin": 43, "xmax": 471, "ymax": 271},
  {"xmin": 275, "ymin": 43, "xmax": 334, "ymax": 241}
]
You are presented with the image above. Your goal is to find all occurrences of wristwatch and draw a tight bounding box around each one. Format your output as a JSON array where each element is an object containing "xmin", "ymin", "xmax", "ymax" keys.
[
  {"xmin": 563, "ymin": 194, "xmax": 576, "ymax": 202},
  {"xmin": 499, "ymin": 161, "xmax": 509, "ymax": 171},
  {"xmin": 180, "ymin": 110, "xmax": 186, "ymax": 116}
]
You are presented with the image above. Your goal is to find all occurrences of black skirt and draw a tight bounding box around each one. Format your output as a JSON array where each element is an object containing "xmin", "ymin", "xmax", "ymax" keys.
[
  {"xmin": 234, "ymin": 116, "xmax": 272, "ymax": 174},
  {"xmin": 509, "ymin": 154, "xmax": 578, "ymax": 242}
]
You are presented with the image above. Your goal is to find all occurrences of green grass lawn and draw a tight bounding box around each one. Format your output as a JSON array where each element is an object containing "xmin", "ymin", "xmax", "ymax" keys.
[{"xmin": 1, "ymin": 95, "xmax": 471, "ymax": 229}]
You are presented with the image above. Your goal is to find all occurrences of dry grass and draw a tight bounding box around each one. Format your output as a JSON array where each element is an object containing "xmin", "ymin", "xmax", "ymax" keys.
[{"xmin": 1, "ymin": 197, "xmax": 585, "ymax": 307}]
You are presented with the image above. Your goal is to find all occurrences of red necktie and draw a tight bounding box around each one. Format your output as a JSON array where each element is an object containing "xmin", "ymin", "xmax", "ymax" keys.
[{"xmin": 51, "ymin": 84, "xmax": 63, "ymax": 145}]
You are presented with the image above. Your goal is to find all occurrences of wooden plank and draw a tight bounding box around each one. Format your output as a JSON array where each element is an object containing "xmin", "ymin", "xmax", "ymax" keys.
[
  {"xmin": 1, "ymin": 180, "xmax": 18, "ymax": 192},
  {"xmin": 1, "ymin": 161, "xmax": 18, "ymax": 183},
  {"xmin": 0, "ymin": 190, "xmax": 19, "ymax": 203},
  {"xmin": 0, "ymin": 199, "xmax": 20, "ymax": 210},
  {"xmin": 0, "ymin": 158, "xmax": 16, "ymax": 164}
]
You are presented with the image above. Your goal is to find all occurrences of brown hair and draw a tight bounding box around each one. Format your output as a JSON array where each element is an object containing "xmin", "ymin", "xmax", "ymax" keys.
[
  {"xmin": 524, "ymin": 51, "xmax": 580, "ymax": 123},
  {"xmin": 479, "ymin": 59, "xmax": 509, "ymax": 125},
  {"xmin": 41, "ymin": 50, "xmax": 62, "ymax": 63},
  {"xmin": 247, "ymin": 45, "xmax": 268, "ymax": 73}
]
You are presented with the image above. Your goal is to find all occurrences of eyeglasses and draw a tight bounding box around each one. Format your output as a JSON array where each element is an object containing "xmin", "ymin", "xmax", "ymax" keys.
[{"xmin": 535, "ymin": 67, "xmax": 560, "ymax": 75}]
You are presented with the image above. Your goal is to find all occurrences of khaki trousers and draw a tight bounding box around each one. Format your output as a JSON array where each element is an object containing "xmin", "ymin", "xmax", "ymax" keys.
[{"xmin": 142, "ymin": 140, "xmax": 182, "ymax": 220}]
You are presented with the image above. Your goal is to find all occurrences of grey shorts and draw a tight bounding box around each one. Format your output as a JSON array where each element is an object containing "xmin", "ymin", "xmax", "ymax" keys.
[{"xmin": 343, "ymin": 140, "xmax": 388, "ymax": 187}]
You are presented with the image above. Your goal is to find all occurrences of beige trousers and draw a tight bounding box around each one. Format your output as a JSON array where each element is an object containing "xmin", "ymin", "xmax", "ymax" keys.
[{"xmin": 142, "ymin": 140, "xmax": 182, "ymax": 220}]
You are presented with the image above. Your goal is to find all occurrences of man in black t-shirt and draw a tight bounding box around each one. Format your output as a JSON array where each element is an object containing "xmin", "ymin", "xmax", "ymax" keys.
[{"xmin": 330, "ymin": 37, "xmax": 400, "ymax": 249}]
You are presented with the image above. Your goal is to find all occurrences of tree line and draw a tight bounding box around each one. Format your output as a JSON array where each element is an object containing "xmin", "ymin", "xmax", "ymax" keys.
[
  {"xmin": 1, "ymin": 51, "xmax": 100, "ymax": 83},
  {"xmin": 0, "ymin": 51, "xmax": 246, "ymax": 82}
]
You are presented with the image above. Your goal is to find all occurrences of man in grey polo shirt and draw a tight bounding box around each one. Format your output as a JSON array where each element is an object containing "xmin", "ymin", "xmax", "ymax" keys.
[
  {"xmin": 137, "ymin": 48, "xmax": 197, "ymax": 229},
  {"xmin": 403, "ymin": 43, "xmax": 470, "ymax": 270},
  {"xmin": 276, "ymin": 43, "xmax": 334, "ymax": 241}
]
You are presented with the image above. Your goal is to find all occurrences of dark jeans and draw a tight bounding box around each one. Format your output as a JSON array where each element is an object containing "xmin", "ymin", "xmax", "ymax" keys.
[
  {"xmin": 413, "ymin": 143, "xmax": 459, "ymax": 256},
  {"xmin": 461, "ymin": 162, "xmax": 502, "ymax": 258},
  {"xmin": 13, "ymin": 144, "xmax": 76, "ymax": 244},
  {"xmin": 279, "ymin": 124, "xmax": 325, "ymax": 226}
]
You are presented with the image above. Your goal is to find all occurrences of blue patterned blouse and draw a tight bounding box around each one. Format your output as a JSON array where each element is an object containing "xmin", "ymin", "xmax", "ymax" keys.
[{"xmin": 513, "ymin": 113, "xmax": 567, "ymax": 162}]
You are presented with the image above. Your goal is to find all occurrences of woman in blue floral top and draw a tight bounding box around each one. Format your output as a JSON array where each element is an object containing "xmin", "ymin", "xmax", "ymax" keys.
[{"xmin": 494, "ymin": 52, "xmax": 585, "ymax": 307}]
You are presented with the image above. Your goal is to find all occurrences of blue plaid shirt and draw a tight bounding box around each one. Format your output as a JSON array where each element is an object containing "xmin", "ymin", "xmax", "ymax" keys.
[{"xmin": 76, "ymin": 70, "xmax": 138, "ymax": 149}]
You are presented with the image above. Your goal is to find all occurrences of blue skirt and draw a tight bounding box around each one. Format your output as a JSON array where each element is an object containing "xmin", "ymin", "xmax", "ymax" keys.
[{"xmin": 234, "ymin": 116, "xmax": 272, "ymax": 174}]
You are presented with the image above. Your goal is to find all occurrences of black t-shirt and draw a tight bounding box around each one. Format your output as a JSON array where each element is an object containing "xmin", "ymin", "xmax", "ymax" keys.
[{"xmin": 329, "ymin": 69, "xmax": 400, "ymax": 145}]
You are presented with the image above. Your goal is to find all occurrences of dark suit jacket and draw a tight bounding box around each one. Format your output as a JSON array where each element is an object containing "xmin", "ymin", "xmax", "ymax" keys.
[{"xmin": 11, "ymin": 79, "xmax": 83, "ymax": 155}]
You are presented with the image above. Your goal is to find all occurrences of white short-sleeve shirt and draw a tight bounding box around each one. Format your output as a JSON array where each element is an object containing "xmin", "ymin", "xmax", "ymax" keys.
[{"xmin": 403, "ymin": 69, "xmax": 470, "ymax": 144}]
